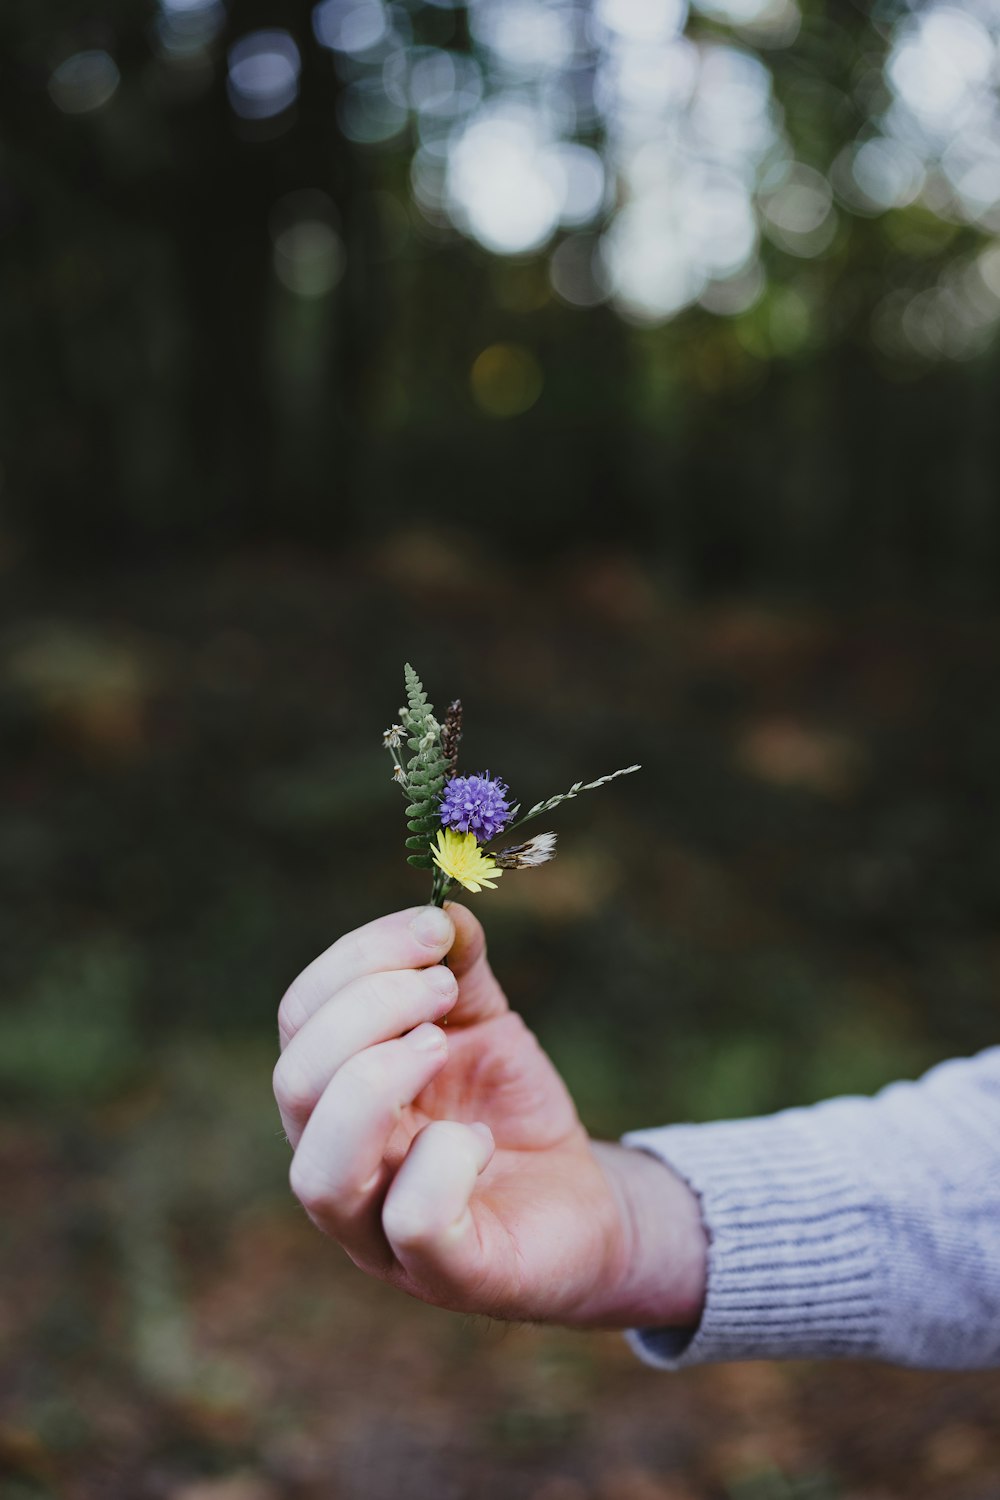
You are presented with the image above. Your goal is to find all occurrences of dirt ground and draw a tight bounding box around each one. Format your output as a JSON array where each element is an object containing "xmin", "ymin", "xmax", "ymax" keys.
[
  {"xmin": 3, "ymin": 542, "xmax": 1000, "ymax": 1500},
  {"xmin": 4, "ymin": 1102, "xmax": 1000, "ymax": 1500}
]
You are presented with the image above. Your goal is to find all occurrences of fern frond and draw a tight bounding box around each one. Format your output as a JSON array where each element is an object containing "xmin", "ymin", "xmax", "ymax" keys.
[
  {"xmin": 395, "ymin": 663, "xmax": 447, "ymax": 866},
  {"xmin": 403, "ymin": 662, "xmax": 429, "ymax": 720}
]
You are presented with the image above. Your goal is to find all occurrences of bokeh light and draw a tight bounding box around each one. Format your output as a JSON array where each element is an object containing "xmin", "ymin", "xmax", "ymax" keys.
[
  {"xmin": 761, "ymin": 164, "xmax": 836, "ymax": 258},
  {"xmin": 470, "ymin": 343, "xmax": 544, "ymax": 415},
  {"xmin": 313, "ymin": 0, "xmax": 390, "ymax": 55},
  {"xmin": 274, "ymin": 223, "xmax": 346, "ymax": 298},
  {"xmin": 269, "ymin": 190, "xmax": 346, "ymax": 298},
  {"xmin": 550, "ymin": 234, "xmax": 607, "ymax": 307},
  {"xmin": 49, "ymin": 51, "xmax": 120, "ymax": 115},
  {"xmin": 40, "ymin": 0, "xmax": 1000, "ymax": 365},
  {"xmin": 155, "ymin": 0, "xmax": 225, "ymax": 57},
  {"xmin": 339, "ymin": 77, "xmax": 408, "ymax": 143},
  {"xmin": 447, "ymin": 109, "xmax": 564, "ymax": 254},
  {"xmin": 272, "ymin": 0, "xmax": 995, "ymax": 358},
  {"xmin": 695, "ymin": 0, "xmax": 799, "ymax": 44},
  {"xmin": 227, "ymin": 30, "xmax": 301, "ymax": 121},
  {"xmin": 594, "ymin": 0, "xmax": 689, "ymax": 45}
]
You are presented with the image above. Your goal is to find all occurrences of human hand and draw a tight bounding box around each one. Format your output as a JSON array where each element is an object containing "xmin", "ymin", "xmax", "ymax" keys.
[{"xmin": 273, "ymin": 904, "xmax": 707, "ymax": 1330}]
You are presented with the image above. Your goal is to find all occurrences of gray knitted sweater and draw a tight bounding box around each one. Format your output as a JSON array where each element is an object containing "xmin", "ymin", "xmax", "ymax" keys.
[{"xmin": 621, "ymin": 1046, "xmax": 1000, "ymax": 1370}]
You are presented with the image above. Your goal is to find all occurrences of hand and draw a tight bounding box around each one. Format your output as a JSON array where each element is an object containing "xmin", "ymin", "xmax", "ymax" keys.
[{"xmin": 273, "ymin": 903, "xmax": 707, "ymax": 1330}]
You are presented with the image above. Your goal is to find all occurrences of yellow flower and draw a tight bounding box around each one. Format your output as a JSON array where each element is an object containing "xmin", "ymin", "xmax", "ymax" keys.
[{"xmin": 432, "ymin": 828, "xmax": 503, "ymax": 893}]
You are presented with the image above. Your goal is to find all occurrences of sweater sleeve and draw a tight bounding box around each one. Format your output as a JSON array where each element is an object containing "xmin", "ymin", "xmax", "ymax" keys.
[{"xmin": 620, "ymin": 1046, "xmax": 1000, "ymax": 1371}]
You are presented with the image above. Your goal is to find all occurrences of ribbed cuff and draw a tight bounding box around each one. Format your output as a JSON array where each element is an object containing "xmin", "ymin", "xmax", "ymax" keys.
[{"xmin": 620, "ymin": 1112, "xmax": 887, "ymax": 1370}]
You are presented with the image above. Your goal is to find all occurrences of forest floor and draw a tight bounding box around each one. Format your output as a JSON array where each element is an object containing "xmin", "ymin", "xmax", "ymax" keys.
[
  {"xmin": 3, "ymin": 538, "xmax": 1000, "ymax": 1500},
  {"xmin": 4, "ymin": 1086, "xmax": 1000, "ymax": 1500}
]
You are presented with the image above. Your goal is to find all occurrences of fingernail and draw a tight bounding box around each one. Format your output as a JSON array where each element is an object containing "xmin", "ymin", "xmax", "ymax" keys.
[
  {"xmin": 469, "ymin": 1122, "xmax": 494, "ymax": 1145},
  {"xmin": 410, "ymin": 907, "xmax": 453, "ymax": 948},
  {"xmin": 408, "ymin": 1022, "xmax": 446, "ymax": 1053},
  {"xmin": 422, "ymin": 964, "xmax": 457, "ymax": 998}
]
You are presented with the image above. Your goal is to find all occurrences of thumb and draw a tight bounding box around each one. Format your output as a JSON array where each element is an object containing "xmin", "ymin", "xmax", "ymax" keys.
[{"xmin": 443, "ymin": 902, "xmax": 508, "ymax": 1024}]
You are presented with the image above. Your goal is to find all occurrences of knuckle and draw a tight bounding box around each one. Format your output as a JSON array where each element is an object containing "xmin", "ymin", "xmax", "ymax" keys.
[
  {"xmin": 288, "ymin": 1152, "xmax": 329, "ymax": 1214},
  {"xmin": 358, "ymin": 970, "xmax": 408, "ymax": 1029},
  {"xmin": 272, "ymin": 1054, "xmax": 315, "ymax": 1121},
  {"xmin": 426, "ymin": 1122, "xmax": 482, "ymax": 1180},
  {"xmin": 383, "ymin": 1197, "xmax": 430, "ymax": 1250},
  {"xmin": 277, "ymin": 983, "xmax": 310, "ymax": 1046},
  {"xmin": 340, "ymin": 1048, "xmax": 389, "ymax": 1096},
  {"xmin": 423, "ymin": 1119, "xmax": 466, "ymax": 1153},
  {"xmin": 339, "ymin": 924, "xmax": 376, "ymax": 972}
]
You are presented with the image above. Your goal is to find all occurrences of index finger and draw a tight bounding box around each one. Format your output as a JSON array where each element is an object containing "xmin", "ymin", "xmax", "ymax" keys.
[{"xmin": 278, "ymin": 905, "xmax": 454, "ymax": 1049}]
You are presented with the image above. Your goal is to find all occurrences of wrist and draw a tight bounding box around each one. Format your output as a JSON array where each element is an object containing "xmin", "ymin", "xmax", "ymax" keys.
[{"xmin": 587, "ymin": 1139, "xmax": 708, "ymax": 1331}]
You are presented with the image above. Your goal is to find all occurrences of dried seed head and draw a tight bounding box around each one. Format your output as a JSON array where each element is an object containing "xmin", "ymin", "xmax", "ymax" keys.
[
  {"xmin": 383, "ymin": 724, "xmax": 405, "ymax": 749},
  {"xmin": 442, "ymin": 699, "xmax": 463, "ymax": 778},
  {"xmin": 495, "ymin": 831, "xmax": 558, "ymax": 869}
]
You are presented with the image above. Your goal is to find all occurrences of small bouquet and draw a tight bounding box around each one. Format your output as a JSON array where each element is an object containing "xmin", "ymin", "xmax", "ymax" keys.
[{"xmin": 384, "ymin": 664, "xmax": 639, "ymax": 908}]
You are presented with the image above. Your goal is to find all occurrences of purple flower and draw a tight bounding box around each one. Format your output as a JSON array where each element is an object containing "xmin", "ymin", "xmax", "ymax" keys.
[{"xmin": 440, "ymin": 772, "xmax": 513, "ymax": 843}]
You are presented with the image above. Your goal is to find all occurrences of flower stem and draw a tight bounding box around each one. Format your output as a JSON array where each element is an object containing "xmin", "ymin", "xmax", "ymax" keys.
[
  {"xmin": 428, "ymin": 871, "xmax": 455, "ymax": 1010},
  {"xmin": 430, "ymin": 867, "xmax": 453, "ymax": 907}
]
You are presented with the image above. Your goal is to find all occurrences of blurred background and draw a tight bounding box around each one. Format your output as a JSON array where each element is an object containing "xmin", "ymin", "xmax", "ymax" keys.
[{"xmin": 4, "ymin": 0, "xmax": 1000, "ymax": 1496}]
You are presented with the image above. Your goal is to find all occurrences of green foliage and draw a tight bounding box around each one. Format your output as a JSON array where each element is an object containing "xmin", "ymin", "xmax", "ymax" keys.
[
  {"xmin": 399, "ymin": 663, "xmax": 447, "ymax": 870},
  {"xmin": 724, "ymin": 1467, "xmax": 841, "ymax": 1500},
  {"xmin": 0, "ymin": 939, "xmax": 140, "ymax": 1102}
]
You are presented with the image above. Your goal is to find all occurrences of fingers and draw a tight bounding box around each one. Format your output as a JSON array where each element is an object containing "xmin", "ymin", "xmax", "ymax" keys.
[
  {"xmin": 441, "ymin": 904, "xmax": 508, "ymax": 1025},
  {"xmin": 382, "ymin": 1120, "xmax": 496, "ymax": 1294},
  {"xmin": 288, "ymin": 1023, "xmax": 449, "ymax": 1269},
  {"xmin": 278, "ymin": 905, "xmax": 455, "ymax": 1048},
  {"xmin": 273, "ymin": 963, "xmax": 458, "ymax": 1147},
  {"xmin": 279, "ymin": 902, "xmax": 506, "ymax": 1285}
]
